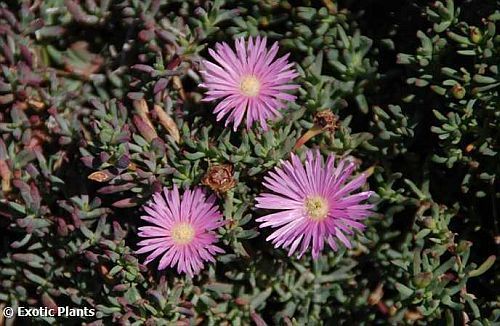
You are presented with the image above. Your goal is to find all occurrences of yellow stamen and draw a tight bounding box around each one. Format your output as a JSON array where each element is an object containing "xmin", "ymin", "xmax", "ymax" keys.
[
  {"xmin": 240, "ymin": 75, "xmax": 261, "ymax": 97},
  {"xmin": 305, "ymin": 196, "xmax": 329, "ymax": 221},
  {"xmin": 171, "ymin": 223, "xmax": 195, "ymax": 245}
]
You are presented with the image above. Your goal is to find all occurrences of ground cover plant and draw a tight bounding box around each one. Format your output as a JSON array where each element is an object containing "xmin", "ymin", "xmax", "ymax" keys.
[{"xmin": 0, "ymin": 0, "xmax": 498, "ymax": 325}]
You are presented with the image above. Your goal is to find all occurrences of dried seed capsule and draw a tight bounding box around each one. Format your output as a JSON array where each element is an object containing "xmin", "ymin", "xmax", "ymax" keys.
[{"xmin": 202, "ymin": 164, "xmax": 236, "ymax": 194}]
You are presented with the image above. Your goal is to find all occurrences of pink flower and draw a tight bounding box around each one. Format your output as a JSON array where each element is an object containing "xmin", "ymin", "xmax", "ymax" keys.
[
  {"xmin": 137, "ymin": 185, "xmax": 224, "ymax": 277},
  {"xmin": 255, "ymin": 150, "xmax": 374, "ymax": 259},
  {"xmin": 200, "ymin": 36, "xmax": 299, "ymax": 130}
]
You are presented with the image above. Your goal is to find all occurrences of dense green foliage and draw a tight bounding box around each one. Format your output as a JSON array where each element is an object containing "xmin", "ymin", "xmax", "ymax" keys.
[{"xmin": 0, "ymin": 0, "xmax": 498, "ymax": 324}]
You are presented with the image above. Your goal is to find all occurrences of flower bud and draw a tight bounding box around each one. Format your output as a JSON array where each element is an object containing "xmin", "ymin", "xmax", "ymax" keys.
[
  {"xmin": 469, "ymin": 26, "xmax": 482, "ymax": 43},
  {"xmin": 451, "ymin": 83, "xmax": 466, "ymax": 99}
]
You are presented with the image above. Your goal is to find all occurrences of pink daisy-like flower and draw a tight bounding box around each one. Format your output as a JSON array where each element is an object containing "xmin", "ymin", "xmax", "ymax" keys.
[
  {"xmin": 136, "ymin": 185, "xmax": 225, "ymax": 277},
  {"xmin": 255, "ymin": 150, "xmax": 374, "ymax": 259},
  {"xmin": 200, "ymin": 36, "xmax": 299, "ymax": 130}
]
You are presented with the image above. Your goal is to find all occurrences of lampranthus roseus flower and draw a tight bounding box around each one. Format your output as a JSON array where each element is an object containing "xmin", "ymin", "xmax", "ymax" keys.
[
  {"xmin": 200, "ymin": 36, "xmax": 299, "ymax": 130},
  {"xmin": 255, "ymin": 150, "xmax": 374, "ymax": 259},
  {"xmin": 136, "ymin": 185, "xmax": 225, "ymax": 277}
]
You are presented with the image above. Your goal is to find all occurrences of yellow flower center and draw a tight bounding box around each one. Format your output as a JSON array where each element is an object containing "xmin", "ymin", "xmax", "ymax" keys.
[
  {"xmin": 240, "ymin": 75, "xmax": 261, "ymax": 97},
  {"xmin": 305, "ymin": 196, "xmax": 329, "ymax": 221},
  {"xmin": 171, "ymin": 223, "xmax": 195, "ymax": 245}
]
